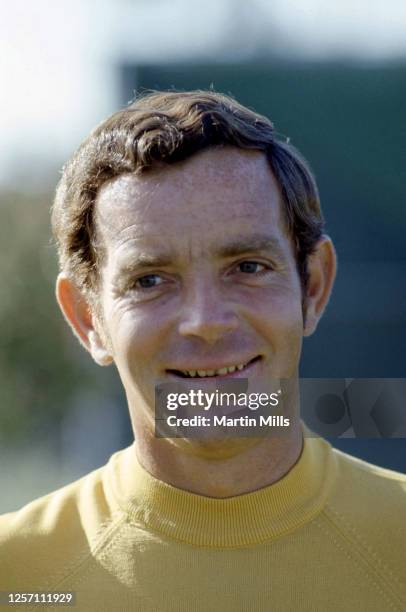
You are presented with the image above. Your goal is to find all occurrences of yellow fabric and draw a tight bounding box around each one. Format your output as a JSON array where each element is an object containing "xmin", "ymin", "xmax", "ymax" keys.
[{"xmin": 1, "ymin": 435, "xmax": 405, "ymax": 611}]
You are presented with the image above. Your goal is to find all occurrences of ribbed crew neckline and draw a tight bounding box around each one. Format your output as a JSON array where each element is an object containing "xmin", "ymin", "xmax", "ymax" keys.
[{"xmin": 107, "ymin": 433, "xmax": 335, "ymax": 548}]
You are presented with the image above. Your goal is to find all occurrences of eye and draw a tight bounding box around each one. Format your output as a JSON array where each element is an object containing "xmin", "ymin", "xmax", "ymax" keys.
[
  {"xmin": 135, "ymin": 274, "xmax": 163, "ymax": 289},
  {"xmin": 237, "ymin": 261, "xmax": 267, "ymax": 274}
]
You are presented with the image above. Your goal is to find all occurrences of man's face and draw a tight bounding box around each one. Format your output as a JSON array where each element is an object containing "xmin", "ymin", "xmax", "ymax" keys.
[{"xmin": 95, "ymin": 147, "xmax": 304, "ymax": 433}]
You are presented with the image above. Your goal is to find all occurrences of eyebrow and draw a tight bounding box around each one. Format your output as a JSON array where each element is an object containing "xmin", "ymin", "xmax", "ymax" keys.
[
  {"xmin": 216, "ymin": 234, "xmax": 286, "ymax": 260},
  {"xmin": 117, "ymin": 253, "xmax": 174, "ymax": 272},
  {"xmin": 114, "ymin": 233, "xmax": 286, "ymax": 276}
]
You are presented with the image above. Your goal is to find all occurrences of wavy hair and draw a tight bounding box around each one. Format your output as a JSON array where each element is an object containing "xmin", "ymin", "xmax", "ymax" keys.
[{"xmin": 52, "ymin": 90, "xmax": 324, "ymax": 301}]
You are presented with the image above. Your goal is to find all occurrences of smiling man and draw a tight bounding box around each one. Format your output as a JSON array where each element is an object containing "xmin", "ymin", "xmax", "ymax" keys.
[{"xmin": 1, "ymin": 91, "xmax": 405, "ymax": 611}]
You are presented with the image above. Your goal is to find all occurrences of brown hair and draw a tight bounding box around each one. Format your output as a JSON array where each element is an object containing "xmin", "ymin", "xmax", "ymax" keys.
[{"xmin": 52, "ymin": 90, "xmax": 324, "ymax": 303}]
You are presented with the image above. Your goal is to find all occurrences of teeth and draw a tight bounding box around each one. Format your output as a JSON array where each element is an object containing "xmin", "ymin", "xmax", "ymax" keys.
[{"xmin": 181, "ymin": 362, "xmax": 249, "ymax": 377}]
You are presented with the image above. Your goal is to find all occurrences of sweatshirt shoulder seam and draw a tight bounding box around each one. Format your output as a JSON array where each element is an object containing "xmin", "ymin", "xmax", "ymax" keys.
[
  {"xmin": 321, "ymin": 504, "xmax": 405, "ymax": 607},
  {"xmin": 26, "ymin": 510, "xmax": 127, "ymax": 606}
]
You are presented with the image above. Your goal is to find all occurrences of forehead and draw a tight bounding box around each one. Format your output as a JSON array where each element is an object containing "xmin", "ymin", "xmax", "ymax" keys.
[{"xmin": 95, "ymin": 147, "xmax": 287, "ymax": 262}]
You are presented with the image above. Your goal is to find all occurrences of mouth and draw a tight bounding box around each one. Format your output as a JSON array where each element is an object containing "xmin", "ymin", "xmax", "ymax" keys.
[{"xmin": 166, "ymin": 356, "xmax": 262, "ymax": 380}]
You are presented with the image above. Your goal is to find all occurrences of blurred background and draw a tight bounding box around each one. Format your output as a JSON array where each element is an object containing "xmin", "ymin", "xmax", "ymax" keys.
[{"xmin": 1, "ymin": 0, "xmax": 405, "ymax": 513}]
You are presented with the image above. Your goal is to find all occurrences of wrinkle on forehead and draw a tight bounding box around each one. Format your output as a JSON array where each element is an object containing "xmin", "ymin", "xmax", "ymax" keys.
[
  {"xmin": 95, "ymin": 176, "xmax": 161, "ymax": 240},
  {"xmin": 94, "ymin": 147, "xmax": 285, "ymax": 254}
]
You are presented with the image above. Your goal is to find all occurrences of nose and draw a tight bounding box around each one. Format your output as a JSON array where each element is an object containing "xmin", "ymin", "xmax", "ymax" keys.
[{"xmin": 178, "ymin": 279, "xmax": 239, "ymax": 344}]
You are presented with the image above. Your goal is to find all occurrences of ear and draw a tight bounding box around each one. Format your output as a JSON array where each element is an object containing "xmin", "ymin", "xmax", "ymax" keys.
[
  {"xmin": 303, "ymin": 236, "xmax": 337, "ymax": 337},
  {"xmin": 56, "ymin": 273, "xmax": 113, "ymax": 366}
]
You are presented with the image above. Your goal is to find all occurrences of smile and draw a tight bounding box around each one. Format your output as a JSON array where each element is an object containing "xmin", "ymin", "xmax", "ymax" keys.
[{"xmin": 167, "ymin": 356, "xmax": 262, "ymax": 378}]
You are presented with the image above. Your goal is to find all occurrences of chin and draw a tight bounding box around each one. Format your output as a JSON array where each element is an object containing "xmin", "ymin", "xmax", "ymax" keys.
[{"xmin": 166, "ymin": 435, "xmax": 263, "ymax": 461}]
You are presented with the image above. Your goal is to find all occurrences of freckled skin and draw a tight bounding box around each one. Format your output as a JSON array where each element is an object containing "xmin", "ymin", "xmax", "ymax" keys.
[
  {"xmin": 98, "ymin": 151, "xmax": 302, "ymax": 398},
  {"xmin": 58, "ymin": 146, "xmax": 336, "ymax": 496},
  {"xmin": 95, "ymin": 148, "xmax": 302, "ymax": 469}
]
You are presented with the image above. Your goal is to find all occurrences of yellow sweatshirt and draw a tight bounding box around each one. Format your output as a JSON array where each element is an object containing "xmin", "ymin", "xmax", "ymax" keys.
[{"xmin": 0, "ymin": 435, "xmax": 405, "ymax": 611}]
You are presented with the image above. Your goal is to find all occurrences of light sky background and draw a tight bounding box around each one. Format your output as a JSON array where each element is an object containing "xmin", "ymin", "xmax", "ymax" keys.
[{"xmin": 1, "ymin": 0, "xmax": 406, "ymax": 189}]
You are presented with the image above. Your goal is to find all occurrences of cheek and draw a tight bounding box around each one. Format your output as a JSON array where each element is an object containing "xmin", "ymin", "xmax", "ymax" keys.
[
  {"xmin": 106, "ymin": 299, "xmax": 171, "ymax": 376},
  {"xmin": 246, "ymin": 285, "xmax": 304, "ymax": 331},
  {"xmin": 245, "ymin": 289, "xmax": 304, "ymax": 366}
]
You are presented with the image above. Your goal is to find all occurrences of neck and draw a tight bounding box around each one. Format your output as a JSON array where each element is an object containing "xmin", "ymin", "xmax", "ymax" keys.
[{"xmin": 132, "ymin": 420, "xmax": 303, "ymax": 498}]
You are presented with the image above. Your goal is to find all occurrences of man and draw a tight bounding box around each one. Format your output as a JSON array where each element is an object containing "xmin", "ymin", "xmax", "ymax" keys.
[{"xmin": 1, "ymin": 91, "xmax": 405, "ymax": 611}]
